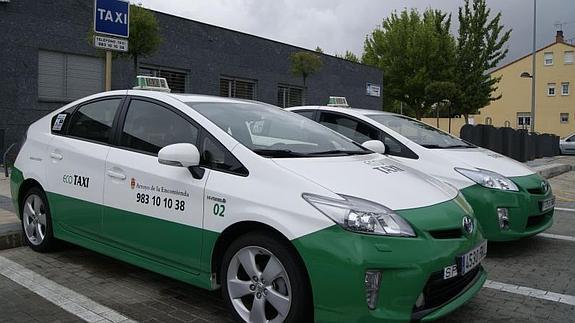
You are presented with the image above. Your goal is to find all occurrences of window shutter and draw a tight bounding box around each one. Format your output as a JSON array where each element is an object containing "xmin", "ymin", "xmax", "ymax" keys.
[{"xmin": 38, "ymin": 51, "xmax": 66, "ymax": 100}]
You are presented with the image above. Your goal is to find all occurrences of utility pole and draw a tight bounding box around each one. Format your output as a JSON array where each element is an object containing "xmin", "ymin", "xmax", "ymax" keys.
[{"xmin": 530, "ymin": 0, "xmax": 537, "ymax": 133}]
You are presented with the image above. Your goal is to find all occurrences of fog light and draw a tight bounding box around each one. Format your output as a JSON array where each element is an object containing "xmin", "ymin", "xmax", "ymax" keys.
[
  {"xmin": 364, "ymin": 271, "xmax": 382, "ymax": 310},
  {"xmin": 497, "ymin": 208, "xmax": 509, "ymax": 230}
]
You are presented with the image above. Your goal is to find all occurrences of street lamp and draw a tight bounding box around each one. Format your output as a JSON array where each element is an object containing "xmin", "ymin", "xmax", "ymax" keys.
[
  {"xmin": 523, "ymin": 0, "xmax": 537, "ymax": 133},
  {"xmin": 520, "ymin": 72, "xmax": 532, "ymax": 79}
]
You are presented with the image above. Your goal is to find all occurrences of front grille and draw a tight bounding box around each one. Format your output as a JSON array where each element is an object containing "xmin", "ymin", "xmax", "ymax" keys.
[
  {"xmin": 527, "ymin": 214, "xmax": 545, "ymax": 228},
  {"xmin": 527, "ymin": 187, "xmax": 546, "ymax": 195},
  {"xmin": 429, "ymin": 229, "xmax": 463, "ymax": 239},
  {"xmin": 412, "ymin": 266, "xmax": 481, "ymax": 319}
]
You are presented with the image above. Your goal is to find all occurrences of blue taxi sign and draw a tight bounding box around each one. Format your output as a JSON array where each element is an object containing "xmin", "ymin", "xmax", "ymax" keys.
[{"xmin": 94, "ymin": 0, "xmax": 130, "ymax": 38}]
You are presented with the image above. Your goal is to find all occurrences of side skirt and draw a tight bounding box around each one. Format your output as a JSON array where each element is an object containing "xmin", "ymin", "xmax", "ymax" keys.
[{"xmin": 53, "ymin": 222, "xmax": 216, "ymax": 291}]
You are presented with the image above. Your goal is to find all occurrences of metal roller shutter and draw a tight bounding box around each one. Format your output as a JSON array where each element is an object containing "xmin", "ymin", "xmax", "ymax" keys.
[{"xmin": 38, "ymin": 50, "xmax": 104, "ymax": 101}]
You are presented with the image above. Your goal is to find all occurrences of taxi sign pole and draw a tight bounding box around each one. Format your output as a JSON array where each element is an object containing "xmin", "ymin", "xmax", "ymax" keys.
[{"xmin": 105, "ymin": 50, "xmax": 112, "ymax": 91}]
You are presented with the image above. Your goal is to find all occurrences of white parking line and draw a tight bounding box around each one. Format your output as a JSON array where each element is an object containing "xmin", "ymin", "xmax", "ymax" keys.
[
  {"xmin": 0, "ymin": 256, "xmax": 136, "ymax": 323},
  {"xmin": 485, "ymin": 280, "xmax": 575, "ymax": 306},
  {"xmin": 555, "ymin": 207, "xmax": 575, "ymax": 213},
  {"xmin": 538, "ymin": 233, "xmax": 575, "ymax": 242}
]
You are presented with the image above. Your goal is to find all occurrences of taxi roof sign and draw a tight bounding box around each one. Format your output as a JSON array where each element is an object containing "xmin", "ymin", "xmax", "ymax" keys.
[
  {"xmin": 327, "ymin": 96, "xmax": 350, "ymax": 108},
  {"xmin": 133, "ymin": 75, "xmax": 171, "ymax": 92}
]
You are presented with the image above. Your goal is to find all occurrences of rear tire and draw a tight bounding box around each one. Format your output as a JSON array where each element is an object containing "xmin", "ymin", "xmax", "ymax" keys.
[
  {"xmin": 221, "ymin": 232, "xmax": 312, "ymax": 323},
  {"xmin": 21, "ymin": 187, "xmax": 56, "ymax": 252}
]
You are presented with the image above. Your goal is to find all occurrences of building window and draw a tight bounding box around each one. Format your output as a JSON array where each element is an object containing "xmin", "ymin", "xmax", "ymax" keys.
[
  {"xmin": 485, "ymin": 117, "xmax": 493, "ymax": 125},
  {"xmin": 565, "ymin": 51, "xmax": 574, "ymax": 64},
  {"xmin": 544, "ymin": 52, "xmax": 554, "ymax": 65},
  {"xmin": 547, "ymin": 83, "xmax": 556, "ymax": 96},
  {"xmin": 139, "ymin": 66, "xmax": 187, "ymax": 93},
  {"xmin": 220, "ymin": 77, "xmax": 257, "ymax": 100},
  {"xmin": 38, "ymin": 51, "xmax": 104, "ymax": 102},
  {"xmin": 504, "ymin": 120, "xmax": 511, "ymax": 128},
  {"xmin": 562, "ymin": 82, "xmax": 570, "ymax": 96},
  {"xmin": 277, "ymin": 85, "xmax": 304, "ymax": 108},
  {"xmin": 560, "ymin": 113, "xmax": 569, "ymax": 124},
  {"xmin": 517, "ymin": 112, "xmax": 531, "ymax": 129}
]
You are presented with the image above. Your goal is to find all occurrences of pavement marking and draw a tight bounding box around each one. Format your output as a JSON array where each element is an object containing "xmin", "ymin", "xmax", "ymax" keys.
[
  {"xmin": 485, "ymin": 280, "xmax": 575, "ymax": 306},
  {"xmin": 0, "ymin": 256, "xmax": 136, "ymax": 323},
  {"xmin": 538, "ymin": 232, "xmax": 575, "ymax": 242},
  {"xmin": 555, "ymin": 207, "xmax": 575, "ymax": 213}
]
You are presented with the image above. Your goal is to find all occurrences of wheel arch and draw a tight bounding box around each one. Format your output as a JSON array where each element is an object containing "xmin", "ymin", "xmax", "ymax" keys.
[
  {"xmin": 17, "ymin": 178, "xmax": 44, "ymax": 219},
  {"xmin": 210, "ymin": 221, "xmax": 312, "ymax": 287}
]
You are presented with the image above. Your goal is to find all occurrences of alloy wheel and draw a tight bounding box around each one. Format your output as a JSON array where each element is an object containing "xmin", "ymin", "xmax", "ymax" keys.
[
  {"xmin": 22, "ymin": 194, "xmax": 47, "ymax": 245},
  {"xmin": 226, "ymin": 246, "xmax": 292, "ymax": 323}
]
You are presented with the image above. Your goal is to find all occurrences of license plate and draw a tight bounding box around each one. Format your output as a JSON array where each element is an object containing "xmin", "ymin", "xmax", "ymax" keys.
[
  {"xmin": 540, "ymin": 197, "xmax": 555, "ymax": 212},
  {"xmin": 457, "ymin": 241, "xmax": 487, "ymax": 276}
]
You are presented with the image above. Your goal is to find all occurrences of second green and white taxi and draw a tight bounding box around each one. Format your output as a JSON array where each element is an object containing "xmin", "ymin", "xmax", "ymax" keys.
[
  {"xmin": 11, "ymin": 84, "xmax": 486, "ymax": 322},
  {"xmin": 289, "ymin": 105, "xmax": 555, "ymax": 241}
]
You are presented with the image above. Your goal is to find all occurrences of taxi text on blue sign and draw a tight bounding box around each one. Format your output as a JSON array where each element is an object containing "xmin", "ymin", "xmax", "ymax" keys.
[{"xmin": 94, "ymin": 0, "xmax": 130, "ymax": 38}]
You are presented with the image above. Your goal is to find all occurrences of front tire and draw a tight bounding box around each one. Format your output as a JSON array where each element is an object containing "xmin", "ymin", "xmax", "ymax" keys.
[
  {"xmin": 21, "ymin": 187, "xmax": 56, "ymax": 252},
  {"xmin": 221, "ymin": 232, "xmax": 312, "ymax": 323}
]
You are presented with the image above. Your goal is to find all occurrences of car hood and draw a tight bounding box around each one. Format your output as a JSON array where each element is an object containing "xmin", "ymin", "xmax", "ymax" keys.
[
  {"xmin": 432, "ymin": 147, "xmax": 534, "ymax": 178},
  {"xmin": 272, "ymin": 153, "xmax": 458, "ymax": 211}
]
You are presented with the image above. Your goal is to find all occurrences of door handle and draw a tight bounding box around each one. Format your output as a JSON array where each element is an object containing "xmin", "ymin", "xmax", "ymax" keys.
[
  {"xmin": 106, "ymin": 170, "xmax": 126, "ymax": 180},
  {"xmin": 50, "ymin": 152, "xmax": 63, "ymax": 160}
]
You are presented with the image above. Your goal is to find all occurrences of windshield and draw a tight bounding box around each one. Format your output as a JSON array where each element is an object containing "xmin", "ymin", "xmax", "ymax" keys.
[
  {"xmin": 188, "ymin": 102, "xmax": 370, "ymax": 157},
  {"xmin": 367, "ymin": 114, "xmax": 473, "ymax": 149}
]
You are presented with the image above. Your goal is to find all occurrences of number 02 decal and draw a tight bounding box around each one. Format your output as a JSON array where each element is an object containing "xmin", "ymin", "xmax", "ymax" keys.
[{"xmin": 213, "ymin": 203, "xmax": 225, "ymax": 217}]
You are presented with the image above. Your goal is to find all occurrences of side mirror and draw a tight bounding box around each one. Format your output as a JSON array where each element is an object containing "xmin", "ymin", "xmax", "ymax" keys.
[
  {"xmin": 362, "ymin": 140, "xmax": 387, "ymax": 154},
  {"xmin": 158, "ymin": 143, "xmax": 200, "ymax": 168}
]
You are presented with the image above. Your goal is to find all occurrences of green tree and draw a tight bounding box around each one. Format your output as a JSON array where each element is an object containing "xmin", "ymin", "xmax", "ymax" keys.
[
  {"xmin": 336, "ymin": 50, "xmax": 360, "ymax": 63},
  {"xmin": 125, "ymin": 4, "xmax": 161, "ymax": 73},
  {"xmin": 289, "ymin": 51, "xmax": 323, "ymax": 87},
  {"xmin": 362, "ymin": 9, "xmax": 457, "ymax": 119},
  {"xmin": 454, "ymin": 0, "xmax": 511, "ymax": 122},
  {"xmin": 315, "ymin": 46, "xmax": 324, "ymax": 53}
]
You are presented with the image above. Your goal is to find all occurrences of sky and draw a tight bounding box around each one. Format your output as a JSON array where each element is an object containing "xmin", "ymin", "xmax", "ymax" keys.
[{"xmin": 137, "ymin": 0, "xmax": 575, "ymax": 66}]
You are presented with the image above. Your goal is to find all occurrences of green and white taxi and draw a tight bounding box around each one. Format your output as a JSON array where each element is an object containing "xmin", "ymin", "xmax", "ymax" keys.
[
  {"xmin": 11, "ymin": 82, "xmax": 486, "ymax": 322},
  {"xmin": 288, "ymin": 105, "xmax": 555, "ymax": 241}
]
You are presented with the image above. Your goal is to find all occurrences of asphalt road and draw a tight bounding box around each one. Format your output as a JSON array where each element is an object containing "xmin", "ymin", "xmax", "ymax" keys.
[{"xmin": 0, "ymin": 177, "xmax": 574, "ymax": 322}]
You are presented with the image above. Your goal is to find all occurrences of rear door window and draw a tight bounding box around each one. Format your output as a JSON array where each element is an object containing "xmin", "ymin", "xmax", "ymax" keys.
[{"xmin": 67, "ymin": 99, "xmax": 122, "ymax": 144}]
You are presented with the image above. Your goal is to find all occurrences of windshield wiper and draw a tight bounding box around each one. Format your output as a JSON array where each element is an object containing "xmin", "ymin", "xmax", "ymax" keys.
[
  {"xmin": 421, "ymin": 144, "xmax": 444, "ymax": 149},
  {"xmin": 252, "ymin": 149, "xmax": 307, "ymax": 158},
  {"xmin": 421, "ymin": 144, "xmax": 471, "ymax": 149},
  {"xmin": 442, "ymin": 144, "xmax": 473, "ymax": 149},
  {"xmin": 307, "ymin": 150, "xmax": 372, "ymax": 156}
]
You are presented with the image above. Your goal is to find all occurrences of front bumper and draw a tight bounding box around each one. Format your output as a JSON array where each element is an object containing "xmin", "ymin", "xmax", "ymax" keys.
[
  {"xmin": 461, "ymin": 173, "xmax": 554, "ymax": 241},
  {"xmin": 292, "ymin": 198, "xmax": 485, "ymax": 322}
]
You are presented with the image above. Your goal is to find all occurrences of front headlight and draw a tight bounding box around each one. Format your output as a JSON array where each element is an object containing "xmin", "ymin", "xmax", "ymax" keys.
[
  {"xmin": 302, "ymin": 193, "xmax": 416, "ymax": 237},
  {"xmin": 455, "ymin": 168, "xmax": 519, "ymax": 191}
]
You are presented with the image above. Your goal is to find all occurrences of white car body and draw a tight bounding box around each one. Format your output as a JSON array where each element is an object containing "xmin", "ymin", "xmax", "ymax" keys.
[
  {"xmin": 12, "ymin": 91, "xmax": 490, "ymax": 321},
  {"xmin": 560, "ymin": 133, "xmax": 575, "ymax": 155}
]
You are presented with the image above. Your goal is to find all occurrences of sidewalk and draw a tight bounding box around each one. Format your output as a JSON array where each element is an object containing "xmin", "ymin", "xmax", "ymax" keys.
[
  {"xmin": 526, "ymin": 155, "xmax": 575, "ymax": 179},
  {"xmin": 0, "ymin": 175, "xmax": 21, "ymax": 250},
  {"xmin": 0, "ymin": 156, "xmax": 574, "ymax": 250}
]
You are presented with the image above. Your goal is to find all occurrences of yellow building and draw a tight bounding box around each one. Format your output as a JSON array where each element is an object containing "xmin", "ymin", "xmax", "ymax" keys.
[{"xmin": 478, "ymin": 31, "xmax": 575, "ymax": 137}]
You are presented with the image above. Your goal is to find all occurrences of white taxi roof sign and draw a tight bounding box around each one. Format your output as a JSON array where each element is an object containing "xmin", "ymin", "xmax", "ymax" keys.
[
  {"xmin": 133, "ymin": 75, "xmax": 171, "ymax": 92},
  {"xmin": 327, "ymin": 96, "xmax": 350, "ymax": 108}
]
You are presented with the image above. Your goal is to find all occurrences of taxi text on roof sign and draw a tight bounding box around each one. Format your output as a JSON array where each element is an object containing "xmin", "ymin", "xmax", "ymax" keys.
[
  {"xmin": 94, "ymin": 0, "xmax": 130, "ymax": 38},
  {"xmin": 133, "ymin": 76, "xmax": 171, "ymax": 92}
]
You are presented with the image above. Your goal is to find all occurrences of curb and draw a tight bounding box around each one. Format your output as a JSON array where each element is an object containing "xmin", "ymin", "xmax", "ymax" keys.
[
  {"xmin": 533, "ymin": 164, "xmax": 573, "ymax": 179},
  {"xmin": 0, "ymin": 223, "xmax": 24, "ymax": 251}
]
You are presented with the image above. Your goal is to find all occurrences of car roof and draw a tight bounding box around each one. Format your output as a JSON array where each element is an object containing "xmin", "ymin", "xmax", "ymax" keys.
[
  {"xmin": 288, "ymin": 105, "xmax": 397, "ymax": 118},
  {"xmin": 124, "ymin": 90, "xmax": 262, "ymax": 105}
]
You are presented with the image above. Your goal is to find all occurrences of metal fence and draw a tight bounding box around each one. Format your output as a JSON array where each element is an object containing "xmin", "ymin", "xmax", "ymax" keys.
[{"xmin": 460, "ymin": 124, "xmax": 561, "ymax": 162}]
